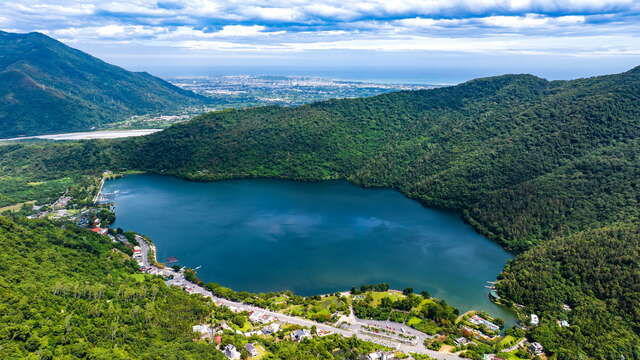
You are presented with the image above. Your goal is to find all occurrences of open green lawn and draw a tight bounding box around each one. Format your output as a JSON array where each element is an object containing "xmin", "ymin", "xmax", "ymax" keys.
[
  {"xmin": 407, "ymin": 316, "xmax": 423, "ymax": 327},
  {"xmin": 365, "ymin": 291, "xmax": 406, "ymax": 306},
  {"xmin": 0, "ymin": 176, "xmax": 74, "ymax": 208}
]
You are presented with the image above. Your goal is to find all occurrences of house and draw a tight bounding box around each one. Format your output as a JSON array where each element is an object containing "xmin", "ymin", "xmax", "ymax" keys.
[
  {"xmin": 562, "ymin": 304, "xmax": 572, "ymax": 311},
  {"xmin": 529, "ymin": 342, "xmax": 544, "ymax": 355},
  {"xmin": 192, "ymin": 324, "xmax": 214, "ymax": 339},
  {"xmin": 223, "ymin": 344, "xmax": 241, "ymax": 360},
  {"xmin": 557, "ymin": 320, "xmax": 570, "ymax": 327},
  {"xmin": 530, "ymin": 314, "xmax": 539, "ymax": 326},
  {"xmin": 90, "ymin": 227, "xmax": 108, "ymax": 235},
  {"xmin": 454, "ymin": 336, "xmax": 472, "ymax": 346},
  {"xmin": 291, "ymin": 329, "xmax": 311, "ymax": 341},
  {"xmin": 249, "ymin": 311, "xmax": 264, "ymax": 323},
  {"xmin": 214, "ymin": 335, "xmax": 222, "ymax": 345},
  {"xmin": 245, "ymin": 343, "xmax": 259, "ymax": 357},
  {"xmin": 249, "ymin": 311, "xmax": 275, "ymax": 324},
  {"xmin": 261, "ymin": 322, "xmax": 280, "ymax": 335},
  {"xmin": 368, "ymin": 351, "xmax": 394, "ymax": 360}
]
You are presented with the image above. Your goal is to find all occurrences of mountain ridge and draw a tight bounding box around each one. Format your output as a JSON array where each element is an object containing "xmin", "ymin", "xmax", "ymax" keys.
[{"xmin": 0, "ymin": 30, "xmax": 207, "ymax": 137}]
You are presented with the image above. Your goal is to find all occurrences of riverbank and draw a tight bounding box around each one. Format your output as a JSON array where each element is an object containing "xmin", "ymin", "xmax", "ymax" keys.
[{"xmin": 0, "ymin": 129, "xmax": 162, "ymax": 142}]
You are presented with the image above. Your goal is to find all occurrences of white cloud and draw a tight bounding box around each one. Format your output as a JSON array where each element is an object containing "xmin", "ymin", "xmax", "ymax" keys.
[
  {"xmin": 1, "ymin": 0, "xmax": 639, "ymax": 58},
  {"xmin": 241, "ymin": 6, "xmax": 303, "ymax": 22},
  {"xmin": 481, "ymin": 14, "xmax": 585, "ymax": 28},
  {"xmin": 96, "ymin": 24, "xmax": 126, "ymax": 37},
  {"xmin": 215, "ymin": 25, "xmax": 270, "ymax": 37}
]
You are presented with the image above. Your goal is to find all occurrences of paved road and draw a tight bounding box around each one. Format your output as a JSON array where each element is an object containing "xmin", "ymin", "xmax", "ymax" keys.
[
  {"xmin": 158, "ymin": 267, "xmax": 460, "ymax": 359},
  {"xmin": 135, "ymin": 235, "xmax": 151, "ymax": 268}
]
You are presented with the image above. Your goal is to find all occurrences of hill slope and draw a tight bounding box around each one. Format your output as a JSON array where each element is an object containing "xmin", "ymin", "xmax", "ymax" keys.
[
  {"xmin": 0, "ymin": 31, "xmax": 206, "ymax": 138},
  {"xmin": 497, "ymin": 223, "xmax": 640, "ymax": 358}
]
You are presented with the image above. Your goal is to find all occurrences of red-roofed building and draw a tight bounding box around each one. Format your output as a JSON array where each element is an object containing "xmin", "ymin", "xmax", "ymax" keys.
[{"xmin": 91, "ymin": 227, "xmax": 108, "ymax": 235}]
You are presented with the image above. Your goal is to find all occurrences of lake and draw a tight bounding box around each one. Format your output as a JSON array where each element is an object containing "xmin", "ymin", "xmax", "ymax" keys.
[{"xmin": 106, "ymin": 174, "xmax": 515, "ymax": 323}]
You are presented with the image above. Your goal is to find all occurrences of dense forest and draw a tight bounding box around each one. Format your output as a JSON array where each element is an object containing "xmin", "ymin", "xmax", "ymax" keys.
[
  {"xmin": 0, "ymin": 216, "xmax": 387, "ymax": 359},
  {"xmin": 498, "ymin": 224, "xmax": 640, "ymax": 359},
  {"xmin": 0, "ymin": 31, "xmax": 206, "ymax": 138},
  {"xmin": 1, "ymin": 66, "xmax": 639, "ymax": 358}
]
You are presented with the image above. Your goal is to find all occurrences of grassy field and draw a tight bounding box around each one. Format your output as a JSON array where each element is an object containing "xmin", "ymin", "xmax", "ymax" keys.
[
  {"xmin": 0, "ymin": 176, "xmax": 73, "ymax": 208},
  {"xmin": 0, "ymin": 200, "xmax": 35, "ymax": 213}
]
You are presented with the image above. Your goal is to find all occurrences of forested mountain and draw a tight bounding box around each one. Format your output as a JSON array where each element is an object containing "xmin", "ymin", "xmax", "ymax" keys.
[
  {"xmin": 4, "ymin": 66, "xmax": 638, "ymax": 251},
  {"xmin": 1, "ymin": 66, "xmax": 639, "ymax": 359},
  {"xmin": 0, "ymin": 216, "xmax": 385, "ymax": 359},
  {"xmin": 0, "ymin": 31, "xmax": 206, "ymax": 138},
  {"xmin": 498, "ymin": 223, "xmax": 640, "ymax": 359},
  {"xmin": 0, "ymin": 215, "xmax": 219, "ymax": 358}
]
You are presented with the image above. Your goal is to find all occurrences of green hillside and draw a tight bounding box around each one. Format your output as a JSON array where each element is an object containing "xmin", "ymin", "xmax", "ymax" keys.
[
  {"xmin": 0, "ymin": 31, "xmax": 206, "ymax": 138},
  {"xmin": 0, "ymin": 216, "xmax": 386, "ymax": 359},
  {"xmin": 0, "ymin": 215, "xmax": 220, "ymax": 359},
  {"xmin": 497, "ymin": 223, "xmax": 640, "ymax": 358},
  {"xmin": 4, "ymin": 67, "xmax": 638, "ymax": 250},
  {"xmin": 1, "ymin": 66, "xmax": 639, "ymax": 359}
]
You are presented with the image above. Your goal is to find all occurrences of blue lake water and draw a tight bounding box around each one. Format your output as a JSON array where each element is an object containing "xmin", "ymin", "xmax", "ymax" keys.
[{"xmin": 106, "ymin": 174, "xmax": 515, "ymax": 323}]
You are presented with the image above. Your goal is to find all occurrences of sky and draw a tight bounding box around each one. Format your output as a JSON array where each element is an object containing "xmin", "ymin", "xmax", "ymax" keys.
[{"xmin": 2, "ymin": 0, "xmax": 640, "ymax": 83}]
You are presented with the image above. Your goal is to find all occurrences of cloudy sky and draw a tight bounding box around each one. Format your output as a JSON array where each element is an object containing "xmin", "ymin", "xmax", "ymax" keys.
[{"xmin": 2, "ymin": 0, "xmax": 640, "ymax": 82}]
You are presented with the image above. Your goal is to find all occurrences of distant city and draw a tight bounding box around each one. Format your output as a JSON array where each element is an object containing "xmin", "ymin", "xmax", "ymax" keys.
[
  {"xmin": 103, "ymin": 75, "xmax": 439, "ymax": 130},
  {"xmin": 169, "ymin": 75, "xmax": 438, "ymax": 108}
]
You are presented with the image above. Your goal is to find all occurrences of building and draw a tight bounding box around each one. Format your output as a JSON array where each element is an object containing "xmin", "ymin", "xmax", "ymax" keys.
[
  {"xmin": 90, "ymin": 227, "xmax": 108, "ymax": 235},
  {"xmin": 261, "ymin": 322, "xmax": 280, "ymax": 335},
  {"xmin": 557, "ymin": 320, "xmax": 570, "ymax": 327},
  {"xmin": 245, "ymin": 343, "xmax": 259, "ymax": 357},
  {"xmin": 530, "ymin": 314, "xmax": 539, "ymax": 326},
  {"xmin": 192, "ymin": 324, "xmax": 213, "ymax": 339},
  {"xmin": 483, "ymin": 355, "xmax": 505, "ymax": 360},
  {"xmin": 529, "ymin": 342, "xmax": 544, "ymax": 355},
  {"xmin": 291, "ymin": 328, "xmax": 311, "ymax": 341},
  {"xmin": 223, "ymin": 344, "xmax": 241, "ymax": 360},
  {"xmin": 249, "ymin": 311, "xmax": 275, "ymax": 324},
  {"xmin": 454, "ymin": 336, "xmax": 472, "ymax": 346},
  {"xmin": 468, "ymin": 314, "xmax": 500, "ymax": 332},
  {"xmin": 368, "ymin": 351, "xmax": 394, "ymax": 360}
]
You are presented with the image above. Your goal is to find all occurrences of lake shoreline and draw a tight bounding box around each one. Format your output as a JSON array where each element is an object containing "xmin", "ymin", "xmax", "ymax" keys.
[{"xmin": 102, "ymin": 173, "xmax": 518, "ymax": 326}]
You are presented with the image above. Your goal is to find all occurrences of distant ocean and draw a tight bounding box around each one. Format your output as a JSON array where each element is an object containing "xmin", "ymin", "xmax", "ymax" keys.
[
  {"xmin": 138, "ymin": 65, "xmax": 495, "ymax": 85},
  {"xmin": 133, "ymin": 61, "xmax": 640, "ymax": 86}
]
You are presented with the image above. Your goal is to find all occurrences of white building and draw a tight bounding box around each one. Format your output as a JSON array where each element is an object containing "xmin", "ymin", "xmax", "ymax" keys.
[
  {"xmin": 530, "ymin": 313, "xmax": 539, "ymax": 326},
  {"xmin": 291, "ymin": 329, "xmax": 311, "ymax": 342},
  {"xmin": 261, "ymin": 322, "xmax": 280, "ymax": 335},
  {"xmin": 192, "ymin": 324, "xmax": 213, "ymax": 336},
  {"xmin": 223, "ymin": 344, "xmax": 241, "ymax": 360},
  {"xmin": 529, "ymin": 342, "xmax": 544, "ymax": 355},
  {"xmin": 368, "ymin": 351, "xmax": 394, "ymax": 360}
]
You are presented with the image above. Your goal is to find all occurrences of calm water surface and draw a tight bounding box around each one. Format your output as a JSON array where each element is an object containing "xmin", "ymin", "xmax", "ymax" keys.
[{"xmin": 106, "ymin": 174, "xmax": 514, "ymax": 323}]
